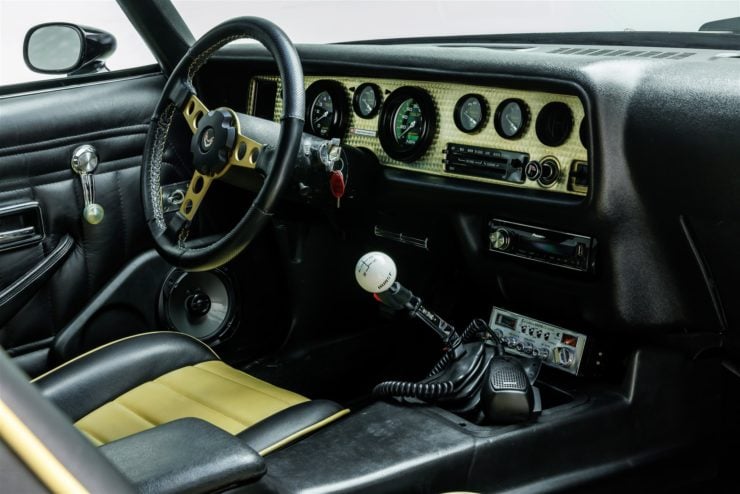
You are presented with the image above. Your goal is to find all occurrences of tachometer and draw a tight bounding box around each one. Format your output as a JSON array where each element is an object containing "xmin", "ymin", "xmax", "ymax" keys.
[
  {"xmin": 353, "ymin": 83, "xmax": 381, "ymax": 119},
  {"xmin": 454, "ymin": 94, "xmax": 487, "ymax": 133},
  {"xmin": 305, "ymin": 80, "xmax": 348, "ymax": 138},
  {"xmin": 378, "ymin": 86, "xmax": 436, "ymax": 162},
  {"xmin": 494, "ymin": 99, "xmax": 529, "ymax": 139}
]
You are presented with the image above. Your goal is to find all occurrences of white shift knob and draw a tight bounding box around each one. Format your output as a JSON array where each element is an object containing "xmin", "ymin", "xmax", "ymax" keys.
[{"xmin": 355, "ymin": 251, "xmax": 397, "ymax": 293}]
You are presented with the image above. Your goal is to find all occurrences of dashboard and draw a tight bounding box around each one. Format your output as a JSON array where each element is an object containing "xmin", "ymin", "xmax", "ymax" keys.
[
  {"xmin": 247, "ymin": 76, "xmax": 589, "ymax": 197},
  {"xmin": 205, "ymin": 37, "xmax": 740, "ymax": 336}
]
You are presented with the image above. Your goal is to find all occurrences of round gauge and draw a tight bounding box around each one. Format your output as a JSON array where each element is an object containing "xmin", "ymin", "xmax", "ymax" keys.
[
  {"xmin": 310, "ymin": 91, "xmax": 334, "ymax": 137},
  {"xmin": 535, "ymin": 102, "xmax": 574, "ymax": 147},
  {"xmin": 378, "ymin": 86, "xmax": 436, "ymax": 162},
  {"xmin": 305, "ymin": 80, "xmax": 348, "ymax": 138},
  {"xmin": 454, "ymin": 94, "xmax": 487, "ymax": 133},
  {"xmin": 353, "ymin": 83, "xmax": 382, "ymax": 119},
  {"xmin": 393, "ymin": 98, "xmax": 424, "ymax": 146},
  {"xmin": 494, "ymin": 99, "xmax": 529, "ymax": 139}
]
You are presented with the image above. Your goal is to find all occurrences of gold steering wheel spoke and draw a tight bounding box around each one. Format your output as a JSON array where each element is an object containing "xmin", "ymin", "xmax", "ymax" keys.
[
  {"xmin": 178, "ymin": 171, "xmax": 214, "ymax": 222},
  {"xmin": 228, "ymin": 133, "xmax": 262, "ymax": 170},
  {"xmin": 182, "ymin": 94, "xmax": 210, "ymax": 135}
]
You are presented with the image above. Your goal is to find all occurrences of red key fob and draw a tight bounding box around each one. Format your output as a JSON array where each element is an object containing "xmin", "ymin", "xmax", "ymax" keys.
[{"xmin": 329, "ymin": 170, "xmax": 345, "ymax": 207}]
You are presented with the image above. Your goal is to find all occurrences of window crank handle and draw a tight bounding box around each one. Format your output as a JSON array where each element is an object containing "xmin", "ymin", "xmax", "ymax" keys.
[{"xmin": 71, "ymin": 145, "xmax": 105, "ymax": 225}]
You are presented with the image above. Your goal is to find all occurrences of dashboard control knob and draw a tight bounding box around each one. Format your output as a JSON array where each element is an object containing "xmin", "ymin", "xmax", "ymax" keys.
[
  {"xmin": 524, "ymin": 160, "xmax": 542, "ymax": 181},
  {"xmin": 521, "ymin": 343, "xmax": 534, "ymax": 354},
  {"xmin": 538, "ymin": 158, "xmax": 560, "ymax": 187},
  {"xmin": 489, "ymin": 228, "xmax": 511, "ymax": 251},
  {"xmin": 554, "ymin": 346, "xmax": 576, "ymax": 367}
]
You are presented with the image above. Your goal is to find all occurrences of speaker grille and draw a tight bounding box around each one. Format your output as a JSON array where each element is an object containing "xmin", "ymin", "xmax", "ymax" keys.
[
  {"xmin": 160, "ymin": 269, "xmax": 235, "ymax": 341},
  {"xmin": 490, "ymin": 361, "xmax": 528, "ymax": 391}
]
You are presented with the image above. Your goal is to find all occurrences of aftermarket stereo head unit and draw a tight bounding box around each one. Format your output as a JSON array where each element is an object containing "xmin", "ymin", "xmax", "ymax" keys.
[{"xmin": 487, "ymin": 219, "xmax": 596, "ymax": 272}]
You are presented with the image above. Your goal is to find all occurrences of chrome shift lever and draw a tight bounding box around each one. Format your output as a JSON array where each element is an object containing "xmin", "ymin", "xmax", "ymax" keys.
[{"xmin": 71, "ymin": 144, "xmax": 104, "ymax": 224}]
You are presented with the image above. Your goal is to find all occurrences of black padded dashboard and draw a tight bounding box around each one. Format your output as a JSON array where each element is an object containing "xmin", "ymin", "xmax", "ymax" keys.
[{"xmin": 201, "ymin": 41, "xmax": 740, "ymax": 339}]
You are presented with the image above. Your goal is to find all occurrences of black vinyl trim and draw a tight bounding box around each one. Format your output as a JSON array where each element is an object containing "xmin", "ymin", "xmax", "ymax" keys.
[
  {"xmin": 0, "ymin": 65, "xmax": 162, "ymax": 98},
  {"xmin": 237, "ymin": 399, "xmax": 344, "ymax": 454},
  {"xmin": 0, "ymin": 235, "xmax": 75, "ymax": 330},
  {"xmin": 5, "ymin": 337, "xmax": 54, "ymax": 358},
  {"xmin": 36, "ymin": 331, "xmax": 219, "ymax": 421},
  {"xmin": 337, "ymin": 31, "xmax": 740, "ymax": 51},
  {"xmin": 115, "ymin": 0, "xmax": 193, "ymax": 76},
  {"xmin": 680, "ymin": 215, "xmax": 728, "ymax": 332}
]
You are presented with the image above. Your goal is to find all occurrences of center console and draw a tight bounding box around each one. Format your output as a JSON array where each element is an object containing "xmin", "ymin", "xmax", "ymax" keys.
[
  {"xmin": 246, "ymin": 345, "xmax": 715, "ymax": 494},
  {"xmin": 242, "ymin": 254, "xmax": 717, "ymax": 494}
]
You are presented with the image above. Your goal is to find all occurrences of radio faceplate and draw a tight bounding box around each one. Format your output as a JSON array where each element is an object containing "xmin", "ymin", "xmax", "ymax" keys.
[
  {"xmin": 489, "ymin": 307, "xmax": 587, "ymax": 375},
  {"xmin": 488, "ymin": 219, "xmax": 595, "ymax": 272}
]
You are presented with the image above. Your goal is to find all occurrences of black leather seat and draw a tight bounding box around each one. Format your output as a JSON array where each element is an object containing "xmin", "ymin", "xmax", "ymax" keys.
[{"xmin": 32, "ymin": 332, "xmax": 348, "ymax": 455}]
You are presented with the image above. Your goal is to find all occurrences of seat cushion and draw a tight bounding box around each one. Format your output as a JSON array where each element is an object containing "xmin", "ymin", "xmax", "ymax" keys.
[
  {"xmin": 76, "ymin": 361, "xmax": 308, "ymax": 446},
  {"xmin": 33, "ymin": 332, "xmax": 348, "ymax": 454}
]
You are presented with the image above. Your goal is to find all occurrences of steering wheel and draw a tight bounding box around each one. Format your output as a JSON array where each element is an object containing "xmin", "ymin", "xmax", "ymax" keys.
[{"xmin": 141, "ymin": 17, "xmax": 304, "ymax": 271}]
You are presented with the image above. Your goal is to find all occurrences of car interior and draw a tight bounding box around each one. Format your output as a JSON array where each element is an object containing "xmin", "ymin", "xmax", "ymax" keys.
[{"xmin": 1, "ymin": 1, "xmax": 739, "ymax": 492}]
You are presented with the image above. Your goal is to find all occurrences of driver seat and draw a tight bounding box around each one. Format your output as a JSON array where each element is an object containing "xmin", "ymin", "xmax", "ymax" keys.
[{"xmin": 31, "ymin": 332, "xmax": 348, "ymax": 455}]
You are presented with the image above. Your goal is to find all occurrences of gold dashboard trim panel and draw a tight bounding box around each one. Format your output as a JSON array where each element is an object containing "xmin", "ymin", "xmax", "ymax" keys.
[{"xmin": 248, "ymin": 76, "xmax": 588, "ymax": 197}]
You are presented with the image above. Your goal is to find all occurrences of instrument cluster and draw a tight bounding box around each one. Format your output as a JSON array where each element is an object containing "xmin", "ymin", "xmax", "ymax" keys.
[{"xmin": 248, "ymin": 76, "xmax": 590, "ymax": 197}]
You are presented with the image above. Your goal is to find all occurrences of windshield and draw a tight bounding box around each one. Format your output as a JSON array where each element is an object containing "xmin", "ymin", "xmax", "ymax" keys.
[{"xmin": 171, "ymin": 0, "xmax": 740, "ymax": 43}]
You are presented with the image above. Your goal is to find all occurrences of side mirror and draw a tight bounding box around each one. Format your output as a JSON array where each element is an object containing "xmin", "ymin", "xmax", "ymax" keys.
[{"xmin": 23, "ymin": 23, "xmax": 116, "ymax": 76}]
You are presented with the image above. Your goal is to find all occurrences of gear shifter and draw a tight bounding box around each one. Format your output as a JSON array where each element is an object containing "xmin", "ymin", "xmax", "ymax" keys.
[
  {"xmin": 356, "ymin": 251, "xmax": 540, "ymax": 424},
  {"xmin": 355, "ymin": 252, "xmax": 463, "ymax": 355}
]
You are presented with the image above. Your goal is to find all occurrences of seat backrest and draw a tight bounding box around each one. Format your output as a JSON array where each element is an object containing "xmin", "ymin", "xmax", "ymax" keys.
[{"xmin": 0, "ymin": 349, "xmax": 135, "ymax": 493}]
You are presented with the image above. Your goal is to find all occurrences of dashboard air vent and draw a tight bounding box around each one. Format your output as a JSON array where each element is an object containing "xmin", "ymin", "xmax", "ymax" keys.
[{"xmin": 548, "ymin": 47, "xmax": 695, "ymax": 59}]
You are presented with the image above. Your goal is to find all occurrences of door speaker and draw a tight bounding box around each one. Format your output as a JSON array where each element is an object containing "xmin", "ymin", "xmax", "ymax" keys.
[{"xmin": 159, "ymin": 268, "xmax": 236, "ymax": 342}]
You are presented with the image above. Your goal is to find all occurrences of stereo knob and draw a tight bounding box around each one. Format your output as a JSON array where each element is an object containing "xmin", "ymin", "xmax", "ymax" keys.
[
  {"xmin": 489, "ymin": 228, "xmax": 511, "ymax": 251},
  {"xmin": 538, "ymin": 158, "xmax": 560, "ymax": 187},
  {"xmin": 524, "ymin": 160, "xmax": 542, "ymax": 181}
]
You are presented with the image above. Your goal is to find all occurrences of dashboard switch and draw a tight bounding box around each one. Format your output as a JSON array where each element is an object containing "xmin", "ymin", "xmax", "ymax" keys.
[
  {"xmin": 524, "ymin": 160, "xmax": 542, "ymax": 181},
  {"xmin": 538, "ymin": 158, "xmax": 560, "ymax": 187}
]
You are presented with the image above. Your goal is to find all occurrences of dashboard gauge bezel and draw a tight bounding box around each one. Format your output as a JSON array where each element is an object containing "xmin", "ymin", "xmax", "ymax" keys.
[
  {"xmin": 378, "ymin": 86, "xmax": 436, "ymax": 163},
  {"xmin": 352, "ymin": 82, "xmax": 382, "ymax": 119},
  {"xmin": 535, "ymin": 101, "xmax": 574, "ymax": 147},
  {"xmin": 454, "ymin": 93, "xmax": 487, "ymax": 134},
  {"xmin": 579, "ymin": 117, "xmax": 588, "ymax": 149},
  {"xmin": 305, "ymin": 79, "xmax": 348, "ymax": 138},
  {"xmin": 493, "ymin": 98, "xmax": 530, "ymax": 140}
]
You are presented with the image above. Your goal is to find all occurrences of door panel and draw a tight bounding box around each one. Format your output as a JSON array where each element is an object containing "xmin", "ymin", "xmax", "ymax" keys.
[{"xmin": 0, "ymin": 74, "xmax": 167, "ymax": 358}]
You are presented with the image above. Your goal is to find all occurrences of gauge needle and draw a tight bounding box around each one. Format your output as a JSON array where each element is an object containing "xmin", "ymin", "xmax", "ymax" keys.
[
  {"xmin": 398, "ymin": 120, "xmax": 417, "ymax": 138},
  {"xmin": 315, "ymin": 110, "xmax": 330, "ymax": 122},
  {"xmin": 505, "ymin": 115, "xmax": 518, "ymax": 129},
  {"xmin": 463, "ymin": 111, "xmax": 477, "ymax": 125},
  {"xmin": 363, "ymin": 101, "xmax": 373, "ymax": 111}
]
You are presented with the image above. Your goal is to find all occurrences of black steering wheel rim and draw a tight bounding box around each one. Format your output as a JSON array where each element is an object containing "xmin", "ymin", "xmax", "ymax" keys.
[{"xmin": 141, "ymin": 17, "xmax": 304, "ymax": 272}]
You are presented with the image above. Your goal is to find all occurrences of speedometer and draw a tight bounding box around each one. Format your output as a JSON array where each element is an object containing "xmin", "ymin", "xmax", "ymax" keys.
[
  {"xmin": 393, "ymin": 98, "xmax": 423, "ymax": 145},
  {"xmin": 378, "ymin": 86, "xmax": 436, "ymax": 162},
  {"xmin": 305, "ymin": 80, "xmax": 348, "ymax": 138}
]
